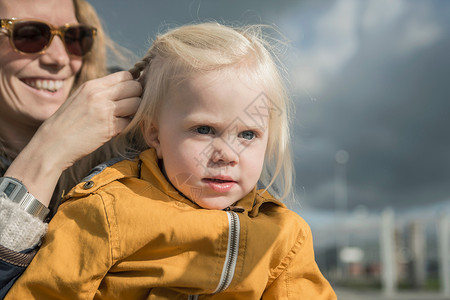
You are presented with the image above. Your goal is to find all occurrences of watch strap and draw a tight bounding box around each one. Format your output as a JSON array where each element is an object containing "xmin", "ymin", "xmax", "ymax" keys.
[
  {"xmin": 0, "ymin": 177, "xmax": 50, "ymax": 221},
  {"xmin": 14, "ymin": 192, "xmax": 50, "ymax": 221}
]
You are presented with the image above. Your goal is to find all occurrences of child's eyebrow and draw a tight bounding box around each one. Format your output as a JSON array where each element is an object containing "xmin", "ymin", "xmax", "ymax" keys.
[
  {"xmin": 183, "ymin": 111, "xmax": 269, "ymax": 130},
  {"xmin": 183, "ymin": 113, "xmax": 224, "ymax": 125},
  {"xmin": 184, "ymin": 116, "xmax": 220, "ymax": 125}
]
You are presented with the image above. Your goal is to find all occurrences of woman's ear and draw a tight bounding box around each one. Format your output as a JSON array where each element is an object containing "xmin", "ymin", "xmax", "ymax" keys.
[{"xmin": 141, "ymin": 122, "xmax": 163, "ymax": 158}]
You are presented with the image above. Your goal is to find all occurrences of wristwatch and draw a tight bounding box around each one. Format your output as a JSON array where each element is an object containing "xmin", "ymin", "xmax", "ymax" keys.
[{"xmin": 0, "ymin": 176, "xmax": 50, "ymax": 221}]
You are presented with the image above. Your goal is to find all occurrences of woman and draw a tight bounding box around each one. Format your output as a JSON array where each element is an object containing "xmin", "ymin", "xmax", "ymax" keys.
[{"xmin": 0, "ymin": 0, "xmax": 141, "ymax": 296}]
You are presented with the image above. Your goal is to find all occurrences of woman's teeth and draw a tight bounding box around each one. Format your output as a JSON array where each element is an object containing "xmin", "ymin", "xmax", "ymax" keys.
[{"xmin": 23, "ymin": 79, "xmax": 63, "ymax": 92}]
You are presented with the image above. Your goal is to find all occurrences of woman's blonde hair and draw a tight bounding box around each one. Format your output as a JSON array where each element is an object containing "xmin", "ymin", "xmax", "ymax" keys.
[
  {"xmin": 72, "ymin": 0, "xmax": 108, "ymax": 91},
  {"xmin": 126, "ymin": 22, "xmax": 294, "ymax": 201}
]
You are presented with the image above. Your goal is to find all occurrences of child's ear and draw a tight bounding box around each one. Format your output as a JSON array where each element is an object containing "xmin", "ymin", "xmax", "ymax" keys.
[{"xmin": 141, "ymin": 122, "xmax": 163, "ymax": 158}]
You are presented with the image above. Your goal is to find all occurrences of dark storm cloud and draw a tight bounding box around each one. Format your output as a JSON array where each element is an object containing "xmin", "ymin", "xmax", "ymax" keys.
[
  {"xmin": 90, "ymin": 0, "xmax": 302, "ymax": 55},
  {"xmin": 294, "ymin": 1, "xmax": 450, "ymax": 211}
]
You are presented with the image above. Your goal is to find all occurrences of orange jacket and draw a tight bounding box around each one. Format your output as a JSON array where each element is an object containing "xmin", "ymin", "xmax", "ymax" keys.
[{"xmin": 6, "ymin": 149, "xmax": 336, "ymax": 299}]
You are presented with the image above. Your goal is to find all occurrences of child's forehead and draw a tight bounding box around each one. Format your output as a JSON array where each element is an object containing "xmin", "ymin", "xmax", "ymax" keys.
[
  {"xmin": 174, "ymin": 70, "xmax": 262, "ymax": 99},
  {"xmin": 163, "ymin": 70, "xmax": 272, "ymax": 127}
]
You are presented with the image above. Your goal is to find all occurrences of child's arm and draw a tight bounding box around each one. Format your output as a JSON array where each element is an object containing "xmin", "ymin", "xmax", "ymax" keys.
[
  {"xmin": 262, "ymin": 222, "xmax": 337, "ymax": 300},
  {"xmin": 4, "ymin": 194, "xmax": 113, "ymax": 300}
]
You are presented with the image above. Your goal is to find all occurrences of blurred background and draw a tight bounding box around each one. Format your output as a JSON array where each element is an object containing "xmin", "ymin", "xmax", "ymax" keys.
[{"xmin": 90, "ymin": 0, "xmax": 450, "ymax": 298}]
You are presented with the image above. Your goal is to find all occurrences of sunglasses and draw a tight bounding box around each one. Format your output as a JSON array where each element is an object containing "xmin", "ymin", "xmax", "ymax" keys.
[{"xmin": 0, "ymin": 18, "xmax": 97, "ymax": 57}]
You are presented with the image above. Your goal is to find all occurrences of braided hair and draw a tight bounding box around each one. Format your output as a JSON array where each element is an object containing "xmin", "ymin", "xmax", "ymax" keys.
[{"xmin": 128, "ymin": 51, "xmax": 155, "ymax": 81}]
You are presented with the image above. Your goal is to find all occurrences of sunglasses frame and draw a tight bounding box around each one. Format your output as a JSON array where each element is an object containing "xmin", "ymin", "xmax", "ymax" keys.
[{"xmin": 0, "ymin": 18, "xmax": 97, "ymax": 57}]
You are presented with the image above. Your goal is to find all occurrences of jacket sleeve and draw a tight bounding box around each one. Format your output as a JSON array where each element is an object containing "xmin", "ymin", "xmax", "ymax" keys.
[
  {"xmin": 4, "ymin": 194, "xmax": 113, "ymax": 300},
  {"xmin": 262, "ymin": 221, "xmax": 337, "ymax": 300},
  {"xmin": 0, "ymin": 194, "xmax": 47, "ymax": 252}
]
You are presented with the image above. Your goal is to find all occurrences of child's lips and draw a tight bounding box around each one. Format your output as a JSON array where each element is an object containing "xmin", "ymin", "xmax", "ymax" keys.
[{"xmin": 202, "ymin": 177, "xmax": 236, "ymax": 193}]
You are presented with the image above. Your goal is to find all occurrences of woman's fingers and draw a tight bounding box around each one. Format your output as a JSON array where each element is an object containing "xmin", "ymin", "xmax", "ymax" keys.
[
  {"xmin": 101, "ymin": 71, "xmax": 135, "ymax": 87},
  {"xmin": 108, "ymin": 79, "xmax": 143, "ymax": 102},
  {"xmin": 66, "ymin": 71, "xmax": 141, "ymax": 106},
  {"xmin": 114, "ymin": 116, "xmax": 133, "ymax": 135},
  {"xmin": 114, "ymin": 97, "xmax": 141, "ymax": 118}
]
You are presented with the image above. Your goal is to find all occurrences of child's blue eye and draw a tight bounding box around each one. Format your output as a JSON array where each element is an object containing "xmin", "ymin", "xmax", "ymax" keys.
[
  {"xmin": 196, "ymin": 126, "xmax": 213, "ymax": 134},
  {"xmin": 239, "ymin": 131, "xmax": 256, "ymax": 140}
]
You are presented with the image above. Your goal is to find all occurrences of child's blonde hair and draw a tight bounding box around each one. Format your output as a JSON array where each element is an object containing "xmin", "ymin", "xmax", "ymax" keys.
[{"xmin": 126, "ymin": 22, "xmax": 294, "ymax": 201}]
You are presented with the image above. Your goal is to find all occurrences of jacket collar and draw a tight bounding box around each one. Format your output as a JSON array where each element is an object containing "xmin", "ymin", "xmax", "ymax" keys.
[{"xmin": 66, "ymin": 148, "xmax": 285, "ymax": 216}]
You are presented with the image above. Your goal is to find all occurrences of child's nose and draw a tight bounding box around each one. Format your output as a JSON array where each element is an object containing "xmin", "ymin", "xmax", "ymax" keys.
[{"xmin": 211, "ymin": 139, "xmax": 238, "ymax": 166}]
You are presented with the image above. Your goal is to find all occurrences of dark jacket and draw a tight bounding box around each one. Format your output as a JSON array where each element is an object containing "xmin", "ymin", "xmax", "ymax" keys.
[{"xmin": 0, "ymin": 245, "xmax": 36, "ymax": 299}]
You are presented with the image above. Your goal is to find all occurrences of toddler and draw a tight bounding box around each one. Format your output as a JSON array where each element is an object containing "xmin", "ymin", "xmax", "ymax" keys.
[{"xmin": 6, "ymin": 22, "xmax": 336, "ymax": 299}]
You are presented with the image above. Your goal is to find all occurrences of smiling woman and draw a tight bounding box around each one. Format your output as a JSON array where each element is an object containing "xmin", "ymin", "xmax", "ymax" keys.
[
  {"xmin": 0, "ymin": 0, "xmax": 141, "ymax": 296},
  {"xmin": 0, "ymin": 2, "xmax": 83, "ymax": 127}
]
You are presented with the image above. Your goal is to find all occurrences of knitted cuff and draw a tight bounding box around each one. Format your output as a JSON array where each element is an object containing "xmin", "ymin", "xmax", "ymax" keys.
[{"xmin": 0, "ymin": 193, "xmax": 48, "ymax": 252}]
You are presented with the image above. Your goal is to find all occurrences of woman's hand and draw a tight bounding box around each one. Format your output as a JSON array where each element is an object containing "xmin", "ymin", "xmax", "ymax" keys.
[
  {"xmin": 39, "ymin": 71, "xmax": 142, "ymax": 169},
  {"xmin": 5, "ymin": 71, "xmax": 142, "ymax": 206}
]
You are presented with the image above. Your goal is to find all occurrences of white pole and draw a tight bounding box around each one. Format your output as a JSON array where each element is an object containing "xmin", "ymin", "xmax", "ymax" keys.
[
  {"xmin": 438, "ymin": 213, "xmax": 450, "ymax": 297},
  {"xmin": 335, "ymin": 150, "xmax": 349, "ymax": 278},
  {"xmin": 380, "ymin": 208, "xmax": 396, "ymax": 296},
  {"xmin": 409, "ymin": 221, "xmax": 426, "ymax": 288}
]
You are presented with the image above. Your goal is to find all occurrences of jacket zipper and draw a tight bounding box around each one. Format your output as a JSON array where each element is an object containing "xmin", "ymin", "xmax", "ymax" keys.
[
  {"xmin": 214, "ymin": 211, "xmax": 240, "ymax": 292},
  {"xmin": 188, "ymin": 211, "xmax": 241, "ymax": 299}
]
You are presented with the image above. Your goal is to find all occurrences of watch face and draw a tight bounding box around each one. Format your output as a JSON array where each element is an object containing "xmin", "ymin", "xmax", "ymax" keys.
[{"xmin": 4, "ymin": 182, "xmax": 17, "ymax": 197}]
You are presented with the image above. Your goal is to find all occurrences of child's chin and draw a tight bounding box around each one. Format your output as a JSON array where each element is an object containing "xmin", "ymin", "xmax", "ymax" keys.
[{"xmin": 193, "ymin": 198, "xmax": 235, "ymax": 210}]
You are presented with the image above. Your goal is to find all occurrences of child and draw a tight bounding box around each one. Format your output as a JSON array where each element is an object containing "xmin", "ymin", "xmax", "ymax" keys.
[{"xmin": 6, "ymin": 23, "xmax": 336, "ymax": 299}]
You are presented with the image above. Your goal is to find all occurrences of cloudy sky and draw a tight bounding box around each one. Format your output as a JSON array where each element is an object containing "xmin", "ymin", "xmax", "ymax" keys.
[{"xmin": 89, "ymin": 0, "xmax": 450, "ymax": 227}]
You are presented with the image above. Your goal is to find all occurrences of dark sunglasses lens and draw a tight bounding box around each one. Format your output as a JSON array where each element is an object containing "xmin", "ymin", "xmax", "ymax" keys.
[
  {"xmin": 64, "ymin": 26, "xmax": 94, "ymax": 56},
  {"xmin": 13, "ymin": 21, "xmax": 51, "ymax": 53}
]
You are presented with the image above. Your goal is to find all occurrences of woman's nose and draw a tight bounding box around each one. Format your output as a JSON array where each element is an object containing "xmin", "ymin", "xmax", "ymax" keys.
[{"xmin": 39, "ymin": 36, "xmax": 70, "ymax": 68}]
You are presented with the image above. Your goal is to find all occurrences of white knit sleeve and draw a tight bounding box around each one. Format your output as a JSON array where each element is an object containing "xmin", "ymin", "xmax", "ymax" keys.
[{"xmin": 0, "ymin": 193, "xmax": 48, "ymax": 252}]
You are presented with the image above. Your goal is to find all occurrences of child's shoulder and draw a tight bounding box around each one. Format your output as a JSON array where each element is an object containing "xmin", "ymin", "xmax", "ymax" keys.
[
  {"xmin": 251, "ymin": 191, "xmax": 315, "ymax": 273},
  {"xmin": 62, "ymin": 157, "xmax": 140, "ymax": 203},
  {"xmin": 254, "ymin": 189, "xmax": 312, "ymax": 234}
]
